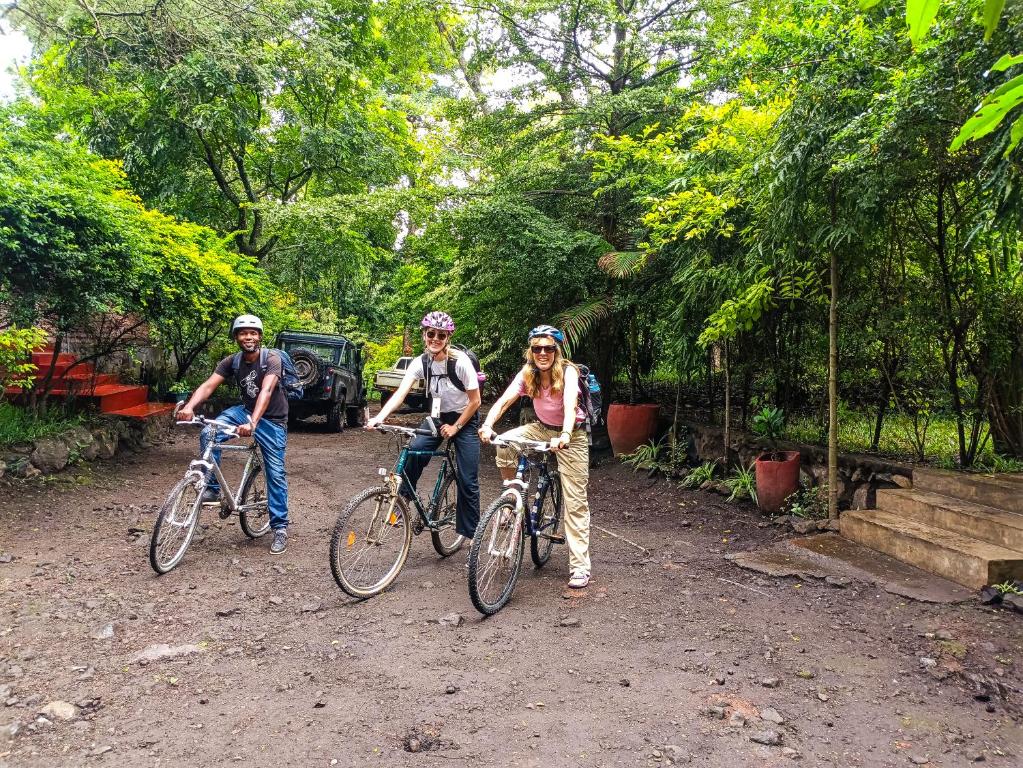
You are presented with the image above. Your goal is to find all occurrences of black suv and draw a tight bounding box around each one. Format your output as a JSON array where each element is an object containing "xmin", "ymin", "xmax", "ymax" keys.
[{"xmin": 273, "ymin": 330, "xmax": 367, "ymax": 432}]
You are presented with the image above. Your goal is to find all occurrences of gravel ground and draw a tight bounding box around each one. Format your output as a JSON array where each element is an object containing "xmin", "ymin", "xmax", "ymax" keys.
[{"xmin": 1, "ymin": 411, "xmax": 1021, "ymax": 767}]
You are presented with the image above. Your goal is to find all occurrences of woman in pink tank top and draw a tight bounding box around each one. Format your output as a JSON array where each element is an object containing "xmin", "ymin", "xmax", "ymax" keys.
[{"xmin": 479, "ymin": 325, "xmax": 592, "ymax": 589}]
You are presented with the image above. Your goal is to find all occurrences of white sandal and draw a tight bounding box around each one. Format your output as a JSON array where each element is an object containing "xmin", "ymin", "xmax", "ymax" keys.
[{"xmin": 568, "ymin": 570, "xmax": 590, "ymax": 589}]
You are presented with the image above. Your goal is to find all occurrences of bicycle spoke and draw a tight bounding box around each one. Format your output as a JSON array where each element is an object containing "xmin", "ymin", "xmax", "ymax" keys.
[{"xmin": 330, "ymin": 487, "xmax": 412, "ymax": 598}]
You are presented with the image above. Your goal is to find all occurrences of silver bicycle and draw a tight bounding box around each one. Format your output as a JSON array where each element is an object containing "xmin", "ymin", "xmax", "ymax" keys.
[{"xmin": 149, "ymin": 416, "xmax": 270, "ymax": 574}]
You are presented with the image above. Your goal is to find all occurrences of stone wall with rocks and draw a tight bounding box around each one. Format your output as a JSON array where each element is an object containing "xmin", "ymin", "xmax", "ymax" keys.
[
  {"xmin": 0, "ymin": 414, "xmax": 172, "ymax": 481},
  {"xmin": 679, "ymin": 419, "xmax": 913, "ymax": 511}
]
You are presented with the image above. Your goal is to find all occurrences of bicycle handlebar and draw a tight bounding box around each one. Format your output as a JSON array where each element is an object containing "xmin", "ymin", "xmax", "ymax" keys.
[
  {"xmin": 175, "ymin": 415, "xmax": 239, "ymax": 436},
  {"xmin": 490, "ymin": 434, "xmax": 553, "ymax": 453},
  {"xmin": 368, "ymin": 423, "xmax": 438, "ymax": 438}
]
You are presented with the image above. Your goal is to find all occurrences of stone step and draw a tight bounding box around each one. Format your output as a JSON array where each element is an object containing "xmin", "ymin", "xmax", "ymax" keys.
[
  {"xmin": 841, "ymin": 509, "xmax": 1023, "ymax": 589},
  {"xmin": 876, "ymin": 488, "xmax": 1023, "ymax": 553},
  {"xmin": 913, "ymin": 468, "xmax": 1023, "ymax": 514}
]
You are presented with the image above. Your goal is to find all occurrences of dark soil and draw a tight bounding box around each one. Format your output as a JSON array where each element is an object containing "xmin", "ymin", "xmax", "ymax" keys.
[{"xmin": 1, "ymin": 409, "xmax": 1021, "ymax": 766}]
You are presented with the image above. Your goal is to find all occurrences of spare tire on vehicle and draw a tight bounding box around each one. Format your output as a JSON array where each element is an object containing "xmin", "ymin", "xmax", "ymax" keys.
[{"xmin": 289, "ymin": 347, "xmax": 324, "ymax": 387}]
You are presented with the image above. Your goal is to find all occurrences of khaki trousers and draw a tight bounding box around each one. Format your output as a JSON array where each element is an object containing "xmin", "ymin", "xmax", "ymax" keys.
[{"xmin": 494, "ymin": 422, "xmax": 591, "ymax": 574}]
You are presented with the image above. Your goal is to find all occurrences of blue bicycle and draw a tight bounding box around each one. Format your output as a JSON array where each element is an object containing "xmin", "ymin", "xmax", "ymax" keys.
[{"xmin": 329, "ymin": 423, "xmax": 463, "ymax": 598}]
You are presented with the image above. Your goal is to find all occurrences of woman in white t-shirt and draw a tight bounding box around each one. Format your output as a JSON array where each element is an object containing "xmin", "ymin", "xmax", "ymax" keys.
[{"xmin": 366, "ymin": 311, "xmax": 482, "ymax": 538}]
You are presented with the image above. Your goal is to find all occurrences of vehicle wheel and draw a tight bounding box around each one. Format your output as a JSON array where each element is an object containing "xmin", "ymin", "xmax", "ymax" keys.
[
  {"xmin": 150, "ymin": 477, "xmax": 204, "ymax": 574},
  {"xmin": 468, "ymin": 497, "xmax": 524, "ymax": 616},
  {"xmin": 238, "ymin": 451, "xmax": 271, "ymax": 539},
  {"xmin": 530, "ymin": 472, "xmax": 563, "ymax": 567},
  {"xmin": 346, "ymin": 404, "xmax": 365, "ymax": 427},
  {"xmin": 329, "ymin": 486, "xmax": 412, "ymax": 599},
  {"xmin": 289, "ymin": 347, "xmax": 325, "ymax": 388},
  {"xmin": 429, "ymin": 473, "xmax": 465, "ymax": 556},
  {"xmin": 326, "ymin": 401, "xmax": 344, "ymax": 433},
  {"xmin": 379, "ymin": 390, "xmax": 391, "ymax": 407}
]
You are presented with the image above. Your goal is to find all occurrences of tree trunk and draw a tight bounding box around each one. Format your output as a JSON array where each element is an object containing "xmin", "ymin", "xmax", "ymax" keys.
[
  {"xmin": 723, "ymin": 340, "xmax": 731, "ymax": 466},
  {"xmin": 828, "ymin": 246, "xmax": 839, "ymax": 520}
]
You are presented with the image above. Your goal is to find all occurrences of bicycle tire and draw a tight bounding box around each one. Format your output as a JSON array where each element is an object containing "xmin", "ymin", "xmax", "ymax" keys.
[
  {"xmin": 429, "ymin": 472, "xmax": 465, "ymax": 557},
  {"xmin": 468, "ymin": 497, "xmax": 524, "ymax": 616},
  {"xmin": 150, "ymin": 477, "xmax": 204, "ymax": 574},
  {"xmin": 329, "ymin": 486, "xmax": 412, "ymax": 599},
  {"xmin": 530, "ymin": 472, "xmax": 563, "ymax": 568},
  {"xmin": 238, "ymin": 452, "xmax": 271, "ymax": 539}
]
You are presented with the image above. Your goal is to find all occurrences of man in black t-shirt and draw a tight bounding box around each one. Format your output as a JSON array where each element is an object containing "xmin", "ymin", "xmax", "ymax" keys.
[{"xmin": 176, "ymin": 314, "xmax": 291, "ymax": 555}]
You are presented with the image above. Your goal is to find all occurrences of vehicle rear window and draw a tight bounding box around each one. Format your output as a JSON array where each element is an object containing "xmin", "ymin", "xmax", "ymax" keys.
[
  {"xmin": 281, "ymin": 341, "xmax": 339, "ymax": 363},
  {"xmin": 396, "ymin": 357, "xmax": 409, "ymax": 370}
]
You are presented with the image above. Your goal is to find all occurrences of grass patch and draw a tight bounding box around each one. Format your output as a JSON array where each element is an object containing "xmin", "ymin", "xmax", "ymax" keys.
[
  {"xmin": 783, "ymin": 410, "xmax": 1017, "ymax": 468},
  {"xmin": 0, "ymin": 402, "xmax": 84, "ymax": 447}
]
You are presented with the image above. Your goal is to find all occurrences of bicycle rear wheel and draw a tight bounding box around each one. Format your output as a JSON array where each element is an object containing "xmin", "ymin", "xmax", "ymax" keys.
[
  {"xmin": 330, "ymin": 486, "xmax": 412, "ymax": 598},
  {"xmin": 468, "ymin": 497, "xmax": 524, "ymax": 616},
  {"xmin": 150, "ymin": 477, "xmax": 203, "ymax": 574},
  {"xmin": 238, "ymin": 453, "xmax": 270, "ymax": 538},
  {"xmin": 429, "ymin": 473, "xmax": 465, "ymax": 557},
  {"xmin": 530, "ymin": 472, "xmax": 563, "ymax": 568}
]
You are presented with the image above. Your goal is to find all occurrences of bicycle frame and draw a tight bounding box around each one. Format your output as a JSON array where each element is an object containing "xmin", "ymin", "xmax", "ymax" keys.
[
  {"xmin": 186, "ymin": 427, "xmax": 263, "ymax": 514},
  {"xmin": 386, "ymin": 440, "xmax": 456, "ymax": 529},
  {"xmin": 484, "ymin": 449, "xmax": 559, "ymax": 558}
]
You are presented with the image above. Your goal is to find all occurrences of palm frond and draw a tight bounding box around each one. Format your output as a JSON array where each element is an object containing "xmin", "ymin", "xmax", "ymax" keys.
[
  {"xmin": 598, "ymin": 250, "xmax": 648, "ymax": 279},
  {"xmin": 556, "ymin": 294, "xmax": 616, "ymax": 355}
]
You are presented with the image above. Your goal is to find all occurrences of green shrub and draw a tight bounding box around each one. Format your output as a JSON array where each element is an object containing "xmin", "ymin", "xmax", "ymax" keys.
[
  {"xmin": 681, "ymin": 460, "xmax": 717, "ymax": 488},
  {"xmin": 724, "ymin": 464, "xmax": 758, "ymax": 504},
  {"xmin": 622, "ymin": 439, "xmax": 664, "ymax": 472}
]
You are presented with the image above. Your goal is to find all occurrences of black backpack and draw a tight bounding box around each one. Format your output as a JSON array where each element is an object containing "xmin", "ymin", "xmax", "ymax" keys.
[
  {"xmin": 231, "ymin": 348, "xmax": 304, "ymax": 400},
  {"xmin": 421, "ymin": 345, "xmax": 486, "ymax": 394}
]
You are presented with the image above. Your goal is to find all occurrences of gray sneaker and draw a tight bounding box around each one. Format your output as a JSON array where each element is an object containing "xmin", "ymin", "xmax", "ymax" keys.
[
  {"xmin": 200, "ymin": 487, "xmax": 220, "ymax": 505},
  {"xmin": 270, "ymin": 528, "xmax": 288, "ymax": 555}
]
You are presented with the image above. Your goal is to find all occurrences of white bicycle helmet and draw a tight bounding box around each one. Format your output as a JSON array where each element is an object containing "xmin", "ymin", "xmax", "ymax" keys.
[{"xmin": 231, "ymin": 314, "xmax": 264, "ymax": 337}]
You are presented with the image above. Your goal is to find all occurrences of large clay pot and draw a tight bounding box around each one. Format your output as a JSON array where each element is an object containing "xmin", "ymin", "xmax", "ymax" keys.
[
  {"xmin": 754, "ymin": 451, "xmax": 801, "ymax": 514},
  {"xmin": 607, "ymin": 403, "xmax": 660, "ymax": 456}
]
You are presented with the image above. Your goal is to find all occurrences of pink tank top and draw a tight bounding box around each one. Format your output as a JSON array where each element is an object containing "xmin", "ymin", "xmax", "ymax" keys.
[{"xmin": 512, "ymin": 369, "xmax": 585, "ymax": 427}]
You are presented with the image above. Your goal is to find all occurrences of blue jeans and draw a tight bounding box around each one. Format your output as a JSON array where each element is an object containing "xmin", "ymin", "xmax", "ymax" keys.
[
  {"xmin": 200, "ymin": 404, "xmax": 289, "ymax": 530},
  {"xmin": 401, "ymin": 413, "xmax": 480, "ymax": 538}
]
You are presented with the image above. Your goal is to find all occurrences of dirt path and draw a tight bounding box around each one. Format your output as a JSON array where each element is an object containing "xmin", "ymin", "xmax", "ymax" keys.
[{"xmin": 1, "ymin": 414, "xmax": 1021, "ymax": 767}]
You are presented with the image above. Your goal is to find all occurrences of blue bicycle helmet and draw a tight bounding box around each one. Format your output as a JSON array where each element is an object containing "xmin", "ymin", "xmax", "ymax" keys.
[{"xmin": 528, "ymin": 324, "xmax": 565, "ymax": 346}]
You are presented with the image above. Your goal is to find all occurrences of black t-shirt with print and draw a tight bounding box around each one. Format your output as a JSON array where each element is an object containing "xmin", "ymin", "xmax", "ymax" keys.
[{"xmin": 214, "ymin": 351, "xmax": 289, "ymax": 426}]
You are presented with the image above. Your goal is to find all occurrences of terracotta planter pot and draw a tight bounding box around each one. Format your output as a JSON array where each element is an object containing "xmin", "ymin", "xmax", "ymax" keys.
[
  {"xmin": 607, "ymin": 403, "xmax": 660, "ymax": 456},
  {"xmin": 754, "ymin": 450, "xmax": 801, "ymax": 514}
]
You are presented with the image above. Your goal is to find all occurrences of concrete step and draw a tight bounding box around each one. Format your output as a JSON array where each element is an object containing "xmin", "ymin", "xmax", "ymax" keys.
[
  {"xmin": 876, "ymin": 488, "xmax": 1023, "ymax": 553},
  {"xmin": 93, "ymin": 385, "xmax": 149, "ymax": 413},
  {"xmin": 841, "ymin": 509, "xmax": 1023, "ymax": 589},
  {"xmin": 913, "ymin": 468, "xmax": 1023, "ymax": 514}
]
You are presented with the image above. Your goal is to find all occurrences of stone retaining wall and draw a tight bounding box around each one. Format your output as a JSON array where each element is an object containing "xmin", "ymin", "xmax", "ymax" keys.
[
  {"xmin": 679, "ymin": 419, "xmax": 913, "ymax": 511},
  {"xmin": 0, "ymin": 414, "xmax": 173, "ymax": 480}
]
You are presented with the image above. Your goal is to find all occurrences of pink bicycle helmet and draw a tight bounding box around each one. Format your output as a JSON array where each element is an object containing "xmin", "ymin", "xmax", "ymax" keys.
[{"xmin": 421, "ymin": 311, "xmax": 455, "ymax": 332}]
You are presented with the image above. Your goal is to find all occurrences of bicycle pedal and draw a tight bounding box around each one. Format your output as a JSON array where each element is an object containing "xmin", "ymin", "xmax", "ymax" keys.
[
  {"xmin": 412, "ymin": 520, "xmax": 424, "ymax": 535},
  {"xmin": 539, "ymin": 533, "xmax": 565, "ymax": 544},
  {"xmin": 217, "ymin": 507, "xmax": 231, "ymax": 520}
]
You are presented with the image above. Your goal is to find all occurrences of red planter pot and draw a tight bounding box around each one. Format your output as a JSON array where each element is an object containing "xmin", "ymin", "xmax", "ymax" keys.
[
  {"xmin": 607, "ymin": 403, "xmax": 660, "ymax": 456},
  {"xmin": 754, "ymin": 451, "xmax": 801, "ymax": 514}
]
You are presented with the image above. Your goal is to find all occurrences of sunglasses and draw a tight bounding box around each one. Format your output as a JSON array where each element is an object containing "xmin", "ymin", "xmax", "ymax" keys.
[
  {"xmin": 425, "ymin": 330, "xmax": 449, "ymax": 341},
  {"xmin": 530, "ymin": 344, "xmax": 558, "ymax": 355}
]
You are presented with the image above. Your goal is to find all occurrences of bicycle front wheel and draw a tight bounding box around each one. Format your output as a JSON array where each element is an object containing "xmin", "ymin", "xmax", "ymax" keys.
[
  {"xmin": 468, "ymin": 497, "xmax": 524, "ymax": 616},
  {"xmin": 530, "ymin": 473, "xmax": 563, "ymax": 568},
  {"xmin": 150, "ymin": 477, "xmax": 203, "ymax": 574},
  {"xmin": 238, "ymin": 453, "xmax": 270, "ymax": 539},
  {"xmin": 429, "ymin": 473, "xmax": 465, "ymax": 557},
  {"xmin": 330, "ymin": 486, "xmax": 412, "ymax": 599}
]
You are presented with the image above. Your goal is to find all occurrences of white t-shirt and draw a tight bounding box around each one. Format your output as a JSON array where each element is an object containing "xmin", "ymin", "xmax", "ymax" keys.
[{"xmin": 402, "ymin": 352, "xmax": 478, "ymax": 414}]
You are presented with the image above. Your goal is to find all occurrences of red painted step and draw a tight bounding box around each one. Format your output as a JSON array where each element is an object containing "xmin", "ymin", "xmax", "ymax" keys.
[
  {"xmin": 104, "ymin": 402, "xmax": 177, "ymax": 419},
  {"xmin": 31, "ymin": 351, "xmax": 77, "ymax": 367}
]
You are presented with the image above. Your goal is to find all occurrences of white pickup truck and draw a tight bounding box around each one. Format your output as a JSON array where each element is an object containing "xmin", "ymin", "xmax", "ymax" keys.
[{"xmin": 374, "ymin": 356, "xmax": 426, "ymax": 409}]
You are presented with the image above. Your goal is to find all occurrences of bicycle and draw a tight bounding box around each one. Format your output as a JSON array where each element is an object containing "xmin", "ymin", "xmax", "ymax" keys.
[
  {"xmin": 467, "ymin": 433, "xmax": 564, "ymax": 615},
  {"xmin": 329, "ymin": 422, "xmax": 464, "ymax": 598},
  {"xmin": 149, "ymin": 416, "xmax": 270, "ymax": 574}
]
